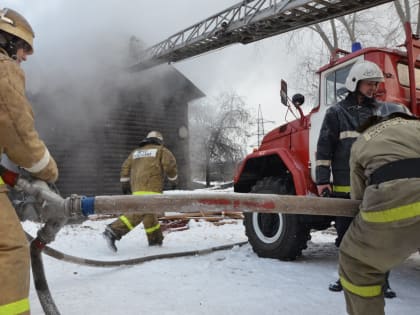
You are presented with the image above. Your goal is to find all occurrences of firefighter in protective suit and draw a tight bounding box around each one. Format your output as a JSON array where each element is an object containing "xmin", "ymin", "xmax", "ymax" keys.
[
  {"xmin": 316, "ymin": 60, "xmax": 395, "ymax": 297},
  {"xmin": 339, "ymin": 104, "xmax": 420, "ymax": 315},
  {"xmin": 103, "ymin": 131, "xmax": 178, "ymax": 251},
  {"xmin": 0, "ymin": 8, "xmax": 58, "ymax": 315}
]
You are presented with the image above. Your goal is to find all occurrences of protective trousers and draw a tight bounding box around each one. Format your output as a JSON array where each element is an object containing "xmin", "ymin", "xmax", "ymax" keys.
[
  {"xmin": 339, "ymin": 214, "xmax": 420, "ymax": 315},
  {"xmin": 109, "ymin": 213, "xmax": 163, "ymax": 245},
  {"xmin": 0, "ymin": 192, "xmax": 31, "ymax": 315}
]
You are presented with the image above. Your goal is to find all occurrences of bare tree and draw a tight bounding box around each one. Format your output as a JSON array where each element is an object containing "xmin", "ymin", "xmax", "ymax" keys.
[
  {"xmin": 283, "ymin": 13, "xmax": 360, "ymax": 105},
  {"xmin": 189, "ymin": 92, "xmax": 252, "ymax": 186},
  {"xmin": 393, "ymin": 0, "xmax": 420, "ymax": 34},
  {"xmin": 283, "ymin": 1, "xmax": 420, "ymax": 106}
]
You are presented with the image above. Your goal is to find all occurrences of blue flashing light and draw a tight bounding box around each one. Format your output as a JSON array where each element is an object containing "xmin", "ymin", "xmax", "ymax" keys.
[{"xmin": 352, "ymin": 42, "xmax": 362, "ymax": 52}]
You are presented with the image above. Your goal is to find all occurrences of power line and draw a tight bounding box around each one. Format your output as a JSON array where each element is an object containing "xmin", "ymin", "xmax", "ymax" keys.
[{"xmin": 249, "ymin": 104, "xmax": 275, "ymax": 147}]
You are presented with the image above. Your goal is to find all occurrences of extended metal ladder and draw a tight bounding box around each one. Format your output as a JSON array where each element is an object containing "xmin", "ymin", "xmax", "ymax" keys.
[{"xmin": 131, "ymin": 0, "xmax": 393, "ymax": 71}]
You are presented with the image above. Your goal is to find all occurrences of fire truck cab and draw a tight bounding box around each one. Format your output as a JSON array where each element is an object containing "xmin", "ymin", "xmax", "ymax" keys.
[{"xmin": 234, "ymin": 34, "xmax": 420, "ymax": 260}]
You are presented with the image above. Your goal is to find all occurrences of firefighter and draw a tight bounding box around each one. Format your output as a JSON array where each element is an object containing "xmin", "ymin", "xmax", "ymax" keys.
[
  {"xmin": 339, "ymin": 104, "xmax": 420, "ymax": 315},
  {"xmin": 103, "ymin": 131, "xmax": 178, "ymax": 251},
  {"xmin": 0, "ymin": 8, "xmax": 58, "ymax": 315},
  {"xmin": 315, "ymin": 60, "xmax": 395, "ymax": 297}
]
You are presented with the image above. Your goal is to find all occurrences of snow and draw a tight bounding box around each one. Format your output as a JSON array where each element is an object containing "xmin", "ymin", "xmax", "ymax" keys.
[{"xmin": 24, "ymin": 191, "xmax": 420, "ymax": 315}]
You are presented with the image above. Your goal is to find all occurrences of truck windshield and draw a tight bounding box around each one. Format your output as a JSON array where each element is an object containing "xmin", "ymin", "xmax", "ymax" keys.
[
  {"xmin": 397, "ymin": 63, "xmax": 420, "ymax": 89},
  {"xmin": 325, "ymin": 64, "xmax": 354, "ymax": 105}
]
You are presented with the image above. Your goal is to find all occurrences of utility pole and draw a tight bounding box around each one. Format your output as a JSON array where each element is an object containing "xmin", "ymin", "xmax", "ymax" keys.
[{"xmin": 250, "ymin": 104, "xmax": 274, "ymax": 148}]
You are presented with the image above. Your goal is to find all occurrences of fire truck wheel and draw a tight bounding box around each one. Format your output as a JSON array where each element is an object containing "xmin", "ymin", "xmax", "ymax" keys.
[{"xmin": 243, "ymin": 176, "xmax": 310, "ymax": 261}]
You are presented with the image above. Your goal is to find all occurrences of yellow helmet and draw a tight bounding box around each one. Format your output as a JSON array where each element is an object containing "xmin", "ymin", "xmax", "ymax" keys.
[{"xmin": 0, "ymin": 8, "xmax": 34, "ymax": 53}]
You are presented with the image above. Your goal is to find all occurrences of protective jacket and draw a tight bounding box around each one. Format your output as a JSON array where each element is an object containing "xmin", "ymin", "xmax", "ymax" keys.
[
  {"xmin": 0, "ymin": 49, "xmax": 57, "ymax": 315},
  {"xmin": 316, "ymin": 92, "xmax": 379, "ymax": 193},
  {"xmin": 109, "ymin": 139, "xmax": 178, "ymax": 246},
  {"xmin": 0, "ymin": 50, "xmax": 58, "ymax": 192},
  {"xmin": 338, "ymin": 116, "xmax": 420, "ymax": 315},
  {"xmin": 349, "ymin": 117, "xmax": 420, "ymax": 221},
  {"xmin": 120, "ymin": 139, "xmax": 177, "ymax": 193}
]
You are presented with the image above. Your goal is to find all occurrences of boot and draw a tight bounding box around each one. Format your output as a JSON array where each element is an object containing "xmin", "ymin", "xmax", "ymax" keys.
[
  {"xmin": 328, "ymin": 279, "xmax": 343, "ymax": 292},
  {"xmin": 103, "ymin": 227, "xmax": 119, "ymax": 252},
  {"xmin": 383, "ymin": 278, "xmax": 396, "ymax": 299},
  {"xmin": 147, "ymin": 228, "xmax": 164, "ymax": 246}
]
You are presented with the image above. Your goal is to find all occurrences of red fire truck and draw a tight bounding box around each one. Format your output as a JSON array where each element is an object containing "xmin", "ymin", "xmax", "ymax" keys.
[{"xmin": 234, "ymin": 23, "xmax": 420, "ymax": 260}]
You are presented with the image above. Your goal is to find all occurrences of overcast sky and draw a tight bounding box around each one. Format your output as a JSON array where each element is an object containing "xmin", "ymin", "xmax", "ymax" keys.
[{"xmin": 3, "ymin": 0, "xmax": 304, "ymax": 132}]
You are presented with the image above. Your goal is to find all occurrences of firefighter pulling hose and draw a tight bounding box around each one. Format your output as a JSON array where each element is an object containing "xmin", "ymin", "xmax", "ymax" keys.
[{"xmin": 0, "ymin": 7, "xmax": 60, "ymax": 315}]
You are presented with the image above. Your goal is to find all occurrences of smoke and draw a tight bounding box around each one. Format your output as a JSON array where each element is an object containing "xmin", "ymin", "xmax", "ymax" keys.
[
  {"xmin": 22, "ymin": 2, "xmax": 145, "ymax": 127},
  {"xmin": 0, "ymin": 1, "xmax": 195, "ymax": 140},
  {"xmin": 0, "ymin": 0, "xmax": 211, "ymax": 194},
  {"xmin": 3, "ymin": 0, "xmax": 302, "ymax": 135}
]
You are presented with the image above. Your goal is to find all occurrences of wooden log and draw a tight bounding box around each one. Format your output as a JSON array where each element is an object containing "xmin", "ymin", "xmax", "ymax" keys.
[{"xmin": 91, "ymin": 192, "xmax": 360, "ymax": 217}]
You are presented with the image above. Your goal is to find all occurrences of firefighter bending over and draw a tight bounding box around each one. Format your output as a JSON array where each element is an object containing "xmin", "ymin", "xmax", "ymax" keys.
[
  {"xmin": 315, "ymin": 60, "xmax": 395, "ymax": 297},
  {"xmin": 0, "ymin": 8, "xmax": 58, "ymax": 315},
  {"xmin": 103, "ymin": 131, "xmax": 178, "ymax": 251},
  {"xmin": 339, "ymin": 104, "xmax": 420, "ymax": 315}
]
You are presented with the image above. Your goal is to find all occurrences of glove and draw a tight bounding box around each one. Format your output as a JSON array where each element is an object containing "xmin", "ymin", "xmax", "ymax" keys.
[
  {"xmin": 316, "ymin": 184, "xmax": 331, "ymax": 196},
  {"xmin": 28, "ymin": 180, "xmax": 64, "ymax": 220},
  {"xmin": 321, "ymin": 188, "xmax": 331, "ymax": 198},
  {"xmin": 121, "ymin": 181, "xmax": 132, "ymax": 195},
  {"xmin": 28, "ymin": 179, "xmax": 52, "ymax": 197}
]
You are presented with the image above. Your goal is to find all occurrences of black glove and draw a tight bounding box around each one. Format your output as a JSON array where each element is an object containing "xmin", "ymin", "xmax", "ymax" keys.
[
  {"xmin": 321, "ymin": 188, "xmax": 331, "ymax": 198},
  {"xmin": 121, "ymin": 182, "xmax": 132, "ymax": 195}
]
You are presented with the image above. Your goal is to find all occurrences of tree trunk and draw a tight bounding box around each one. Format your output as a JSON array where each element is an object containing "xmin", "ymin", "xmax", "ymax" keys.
[{"xmin": 205, "ymin": 163, "xmax": 211, "ymax": 187}]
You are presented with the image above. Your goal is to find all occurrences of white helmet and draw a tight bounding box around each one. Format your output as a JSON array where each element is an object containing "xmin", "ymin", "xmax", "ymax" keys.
[
  {"xmin": 146, "ymin": 131, "xmax": 163, "ymax": 141},
  {"xmin": 345, "ymin": 61, "xmax": 384, "ymax": 92}
]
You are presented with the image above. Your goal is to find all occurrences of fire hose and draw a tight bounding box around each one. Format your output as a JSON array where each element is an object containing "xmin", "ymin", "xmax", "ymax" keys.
[
  {"xmin": 25, "ymin": 231, "xmax": 247, "ymax": 266},
  {"xmin": 0, "ymin": 165, "xmax": 360, "ymax": 315}
]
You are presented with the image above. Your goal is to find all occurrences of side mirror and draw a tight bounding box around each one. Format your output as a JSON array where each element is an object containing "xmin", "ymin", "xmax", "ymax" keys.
[
  {"xmin": 280, "ymin": 79, "xmax": 288, "ymax": 106},
  {"xmin": 291, "ymin": 93, "xmax": 305, "ymax": 107}
]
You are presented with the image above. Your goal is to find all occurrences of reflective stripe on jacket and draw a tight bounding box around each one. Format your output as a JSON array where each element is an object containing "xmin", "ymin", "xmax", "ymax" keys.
[{"xmin": 0, "ymin": 175, "xmax": 5, "ymax": 192}]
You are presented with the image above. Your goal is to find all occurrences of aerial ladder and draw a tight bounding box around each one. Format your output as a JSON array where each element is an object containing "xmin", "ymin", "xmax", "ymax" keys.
[{"xmin": 131, "ymin": 0, "xmax": 394, "ymax": 72}]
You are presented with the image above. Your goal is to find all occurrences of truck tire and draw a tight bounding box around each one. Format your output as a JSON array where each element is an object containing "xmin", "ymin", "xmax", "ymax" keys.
[{"xmin": 243, "ymin": 176, "xmax": 310, "ymax": 261}]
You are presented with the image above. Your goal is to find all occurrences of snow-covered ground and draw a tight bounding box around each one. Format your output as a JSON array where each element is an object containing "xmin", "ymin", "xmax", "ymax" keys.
[{"xmin": 24, "ymin": 192, "xmax": 420, "ymax": 315}]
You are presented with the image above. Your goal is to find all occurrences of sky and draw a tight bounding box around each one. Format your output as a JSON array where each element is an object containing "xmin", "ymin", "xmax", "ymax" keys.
[
  {"xmin": 23, "ymin": 188, "xmax": 420, "ymax": 315},
  {"xmin": 2, "ymin": 0, "xmax": 306, "ymax": 133}
]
